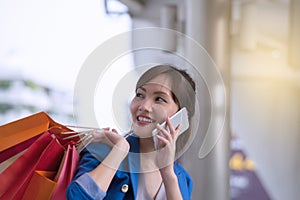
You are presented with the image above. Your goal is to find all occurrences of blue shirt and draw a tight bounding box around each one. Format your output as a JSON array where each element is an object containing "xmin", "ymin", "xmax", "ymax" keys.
[{"xmin": 66, "ymin": 135, "xmax": 193, "ymax": 200}]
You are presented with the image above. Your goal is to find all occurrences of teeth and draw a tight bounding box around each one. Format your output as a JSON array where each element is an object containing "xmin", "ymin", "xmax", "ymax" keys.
[{"xmin": 138, "ymin": 116, "xmax": 155, "ymax": 123}]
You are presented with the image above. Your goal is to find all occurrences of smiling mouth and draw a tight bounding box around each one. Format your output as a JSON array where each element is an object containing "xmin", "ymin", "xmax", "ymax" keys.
[{"xmin": 137, "ymin": 116, "xmax": 156, "ymax": 123}]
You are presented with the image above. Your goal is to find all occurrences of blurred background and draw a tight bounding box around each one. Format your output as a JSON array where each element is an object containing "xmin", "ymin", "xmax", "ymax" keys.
[{"xmin": 0, "ymin": 0, "xmax": 299, "ymax": 200}]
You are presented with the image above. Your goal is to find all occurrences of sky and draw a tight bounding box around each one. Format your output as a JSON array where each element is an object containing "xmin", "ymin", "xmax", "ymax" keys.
[{"xmin": 0, "ymin": 0, "xmax": 131, "ymax": 91}]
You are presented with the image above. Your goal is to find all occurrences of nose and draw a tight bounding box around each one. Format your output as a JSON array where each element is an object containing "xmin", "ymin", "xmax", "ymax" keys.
[{"xmin": 138, "ymin": 98, "xmax": 153, "ymax": 112}]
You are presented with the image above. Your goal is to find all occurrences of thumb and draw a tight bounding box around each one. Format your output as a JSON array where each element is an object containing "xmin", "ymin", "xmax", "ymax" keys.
[{"xmin": 112, "ymin": 128, "xmax": 118, "ymax": 133}]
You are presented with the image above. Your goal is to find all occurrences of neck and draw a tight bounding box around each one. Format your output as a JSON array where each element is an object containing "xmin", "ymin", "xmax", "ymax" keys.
[
  {"xmin": 139, "ymin": 137, "xmax": 155, "ymax": 153},
  {"xmin": 139, "ymin": 137, "xmax": 160, "ymax": 172}
]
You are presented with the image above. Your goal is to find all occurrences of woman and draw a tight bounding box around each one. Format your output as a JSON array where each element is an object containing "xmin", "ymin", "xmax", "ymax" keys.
[{"xmin": 67, "ymin": 64, "xmax": 196, "ymax": 200}]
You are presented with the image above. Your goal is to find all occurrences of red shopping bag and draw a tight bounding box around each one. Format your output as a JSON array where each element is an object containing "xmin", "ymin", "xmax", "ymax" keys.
[
  {"xmin": 51, "ymin": 145, "xmax": 79, "ymax": 200},
  {"xmin": 0, "ymin": 131, "xmax": 65, "ymax": 200},
  {"xmin": 22, "ymin": 145, "xmax": 79, "ymax": 200},
  {"xmin": 0, "ymin": 134, "xmax": 41, "ymax": 163}
]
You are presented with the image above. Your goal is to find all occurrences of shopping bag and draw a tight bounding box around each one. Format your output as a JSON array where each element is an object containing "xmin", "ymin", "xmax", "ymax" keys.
[
  {"xmin": 21, "ymin": 145, "xmax": 79, "ymax": 200},
  {"xmin": 0, "ymin": 112, "xmax": 52, "ymax": 152},
  {"xmin": 0, "ymin": 112, "xmax": 73, "ymax": 158},
  {"xmin": 0, "ymin": 112, "xmax": 78, "ymax": 173},
  {"xmin": 0, "ymin": 112, "xmax": 83, "ymax": 199},
  {"xmin": 51, "ymin": 145, "xmax": 79, "ymax": 200},
  {"xmin": 0, "ymin": 131, "xmax": 65, "ymax": 200},
  {"xmin": 0, "ymin": 134, "xmax": 41, "ymax": 163},
  {"xmin": 22, "ymin": 170, "xmax": 57, "ymax": 200}
]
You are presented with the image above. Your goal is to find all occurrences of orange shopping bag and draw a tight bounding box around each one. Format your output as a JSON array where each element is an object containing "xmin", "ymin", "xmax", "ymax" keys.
[
  {"xmin": 22, "ymin": 145, "xmax": 80, "ymax": 200},
  {"xmin": 0, "ymin": 112, "xmax": 73, "ymax": 162},
  {"xmin": 22, "ymin": 171, "xmax": 57, "ymax": 200}
]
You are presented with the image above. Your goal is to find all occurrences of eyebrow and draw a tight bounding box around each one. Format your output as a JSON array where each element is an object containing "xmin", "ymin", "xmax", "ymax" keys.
[{"xmin": 137, "ymin": 86, "xmax": 171, "ymax": 97}]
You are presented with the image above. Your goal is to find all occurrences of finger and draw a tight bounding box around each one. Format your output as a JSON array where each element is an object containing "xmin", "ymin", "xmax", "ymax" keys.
[
  {"xmin": 102, "ymin": 128, "xmax": 111, "ymax": 135},
  {"xmin": 175, "ymin": 124, "xmax": 182, "ymax": 134},
  {"xmin": 165, "ymin": 117, "xmax": 176, "ymax": 134},
  {"xmin": 156, "ymin": 124, "xmax": 172, "ymax": 140},
  {"xmin": 111, "ymin": 128, "xmax": 119, "ymax": 134},
  {"xmin": 103, "ymin": 127, "xmax": 115, "ymax": 134},
  {"xmin": 156, "ymin": 134, "xmax": 169, "ymax": 147},
  {"xmin": 166, "ymin": 117, "xmax": 175, "ymax": 132}
]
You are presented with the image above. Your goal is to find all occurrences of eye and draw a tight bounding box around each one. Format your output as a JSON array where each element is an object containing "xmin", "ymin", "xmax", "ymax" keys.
[
  {"xmin": 136, "ymin": 92, "xmax": 144, "ymax": 98},
  {"xmin": 155, "ymin": 96, "xmax": 167, "ymax": 103}
]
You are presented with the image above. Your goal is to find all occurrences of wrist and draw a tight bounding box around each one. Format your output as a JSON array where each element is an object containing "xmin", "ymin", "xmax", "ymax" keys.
[
  {"xmin": 160, "ymin": 166, "xmax": 177, "ymax": 182},
  {"xmin": 113, "ymin": 140, "xmax": 129, "ymax": 157}
]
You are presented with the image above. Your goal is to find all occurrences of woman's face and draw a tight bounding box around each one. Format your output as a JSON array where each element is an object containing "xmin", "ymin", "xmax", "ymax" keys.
[{"xmin": 130, "ymin": 74, "xmax": 179, "ymax": 138}]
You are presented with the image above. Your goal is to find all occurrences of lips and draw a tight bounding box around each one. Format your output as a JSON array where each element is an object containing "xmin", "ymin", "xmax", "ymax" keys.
[{"xmin": 137, "ymin": 115, "xmax": 156, "ymax": 124}]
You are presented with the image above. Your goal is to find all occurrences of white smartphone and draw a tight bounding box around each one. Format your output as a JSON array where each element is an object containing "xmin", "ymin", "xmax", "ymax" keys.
[{"xmin": 152, "ymin": 107, "xmax": 189, "ymax": 150}]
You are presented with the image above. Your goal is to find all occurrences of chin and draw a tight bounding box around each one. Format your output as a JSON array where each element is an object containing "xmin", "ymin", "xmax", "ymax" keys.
[{"xmin": 132, "ymin": 124, "xmax": 155, "ymax": 139}]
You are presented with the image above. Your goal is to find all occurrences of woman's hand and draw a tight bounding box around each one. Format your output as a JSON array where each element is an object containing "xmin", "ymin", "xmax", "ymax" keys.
[
  {"xmin": 155, "ymin": 117, "xmax": 181, "ymax": 173},
  {"xmin": 92, "ymin": 128, "xmax": 129, "ymax": 153}
]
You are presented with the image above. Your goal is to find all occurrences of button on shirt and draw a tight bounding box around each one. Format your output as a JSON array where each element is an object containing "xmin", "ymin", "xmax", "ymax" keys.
[{"xmin": 121, "ymin": 184, "xmax": 129, "ymax": 193}]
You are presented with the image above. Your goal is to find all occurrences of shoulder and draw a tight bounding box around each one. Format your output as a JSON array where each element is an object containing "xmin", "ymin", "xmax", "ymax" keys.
[
  {"xmin": 126, "ymin": 134, "xmax": 140, "ymax": 153},
  {"xmin": 73, "ymin": 148, "xmax": 100, "ymax": 180},
  {"xmin": 174, "ymin": 162, "xmax": 191, "ymax": 178}
]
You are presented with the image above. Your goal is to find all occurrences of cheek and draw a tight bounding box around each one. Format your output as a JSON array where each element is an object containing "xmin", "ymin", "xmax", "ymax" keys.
[
  {"xmin": 167, "ymin": 104, "xmax": 180, "ymax": 117},
  {"xmin": 130, "ymin": 100, "xmax": 138, "ymax": 116}
]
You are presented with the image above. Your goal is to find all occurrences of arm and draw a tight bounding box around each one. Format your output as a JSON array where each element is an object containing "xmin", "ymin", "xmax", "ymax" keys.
[
  {"xmin": 160, "ymin": 167, "xmax": 183, "ymax": 200},
  {"xmin": 156, "ymin": 117, "xmax": 183, "ymax": 200},
  {"xmin": 88, "ymin": 138, "xmax": 129, "ymax": 191},
  {"xmin": 67, "ymin": 129, "xmax": 129, "ymax": 199}
]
